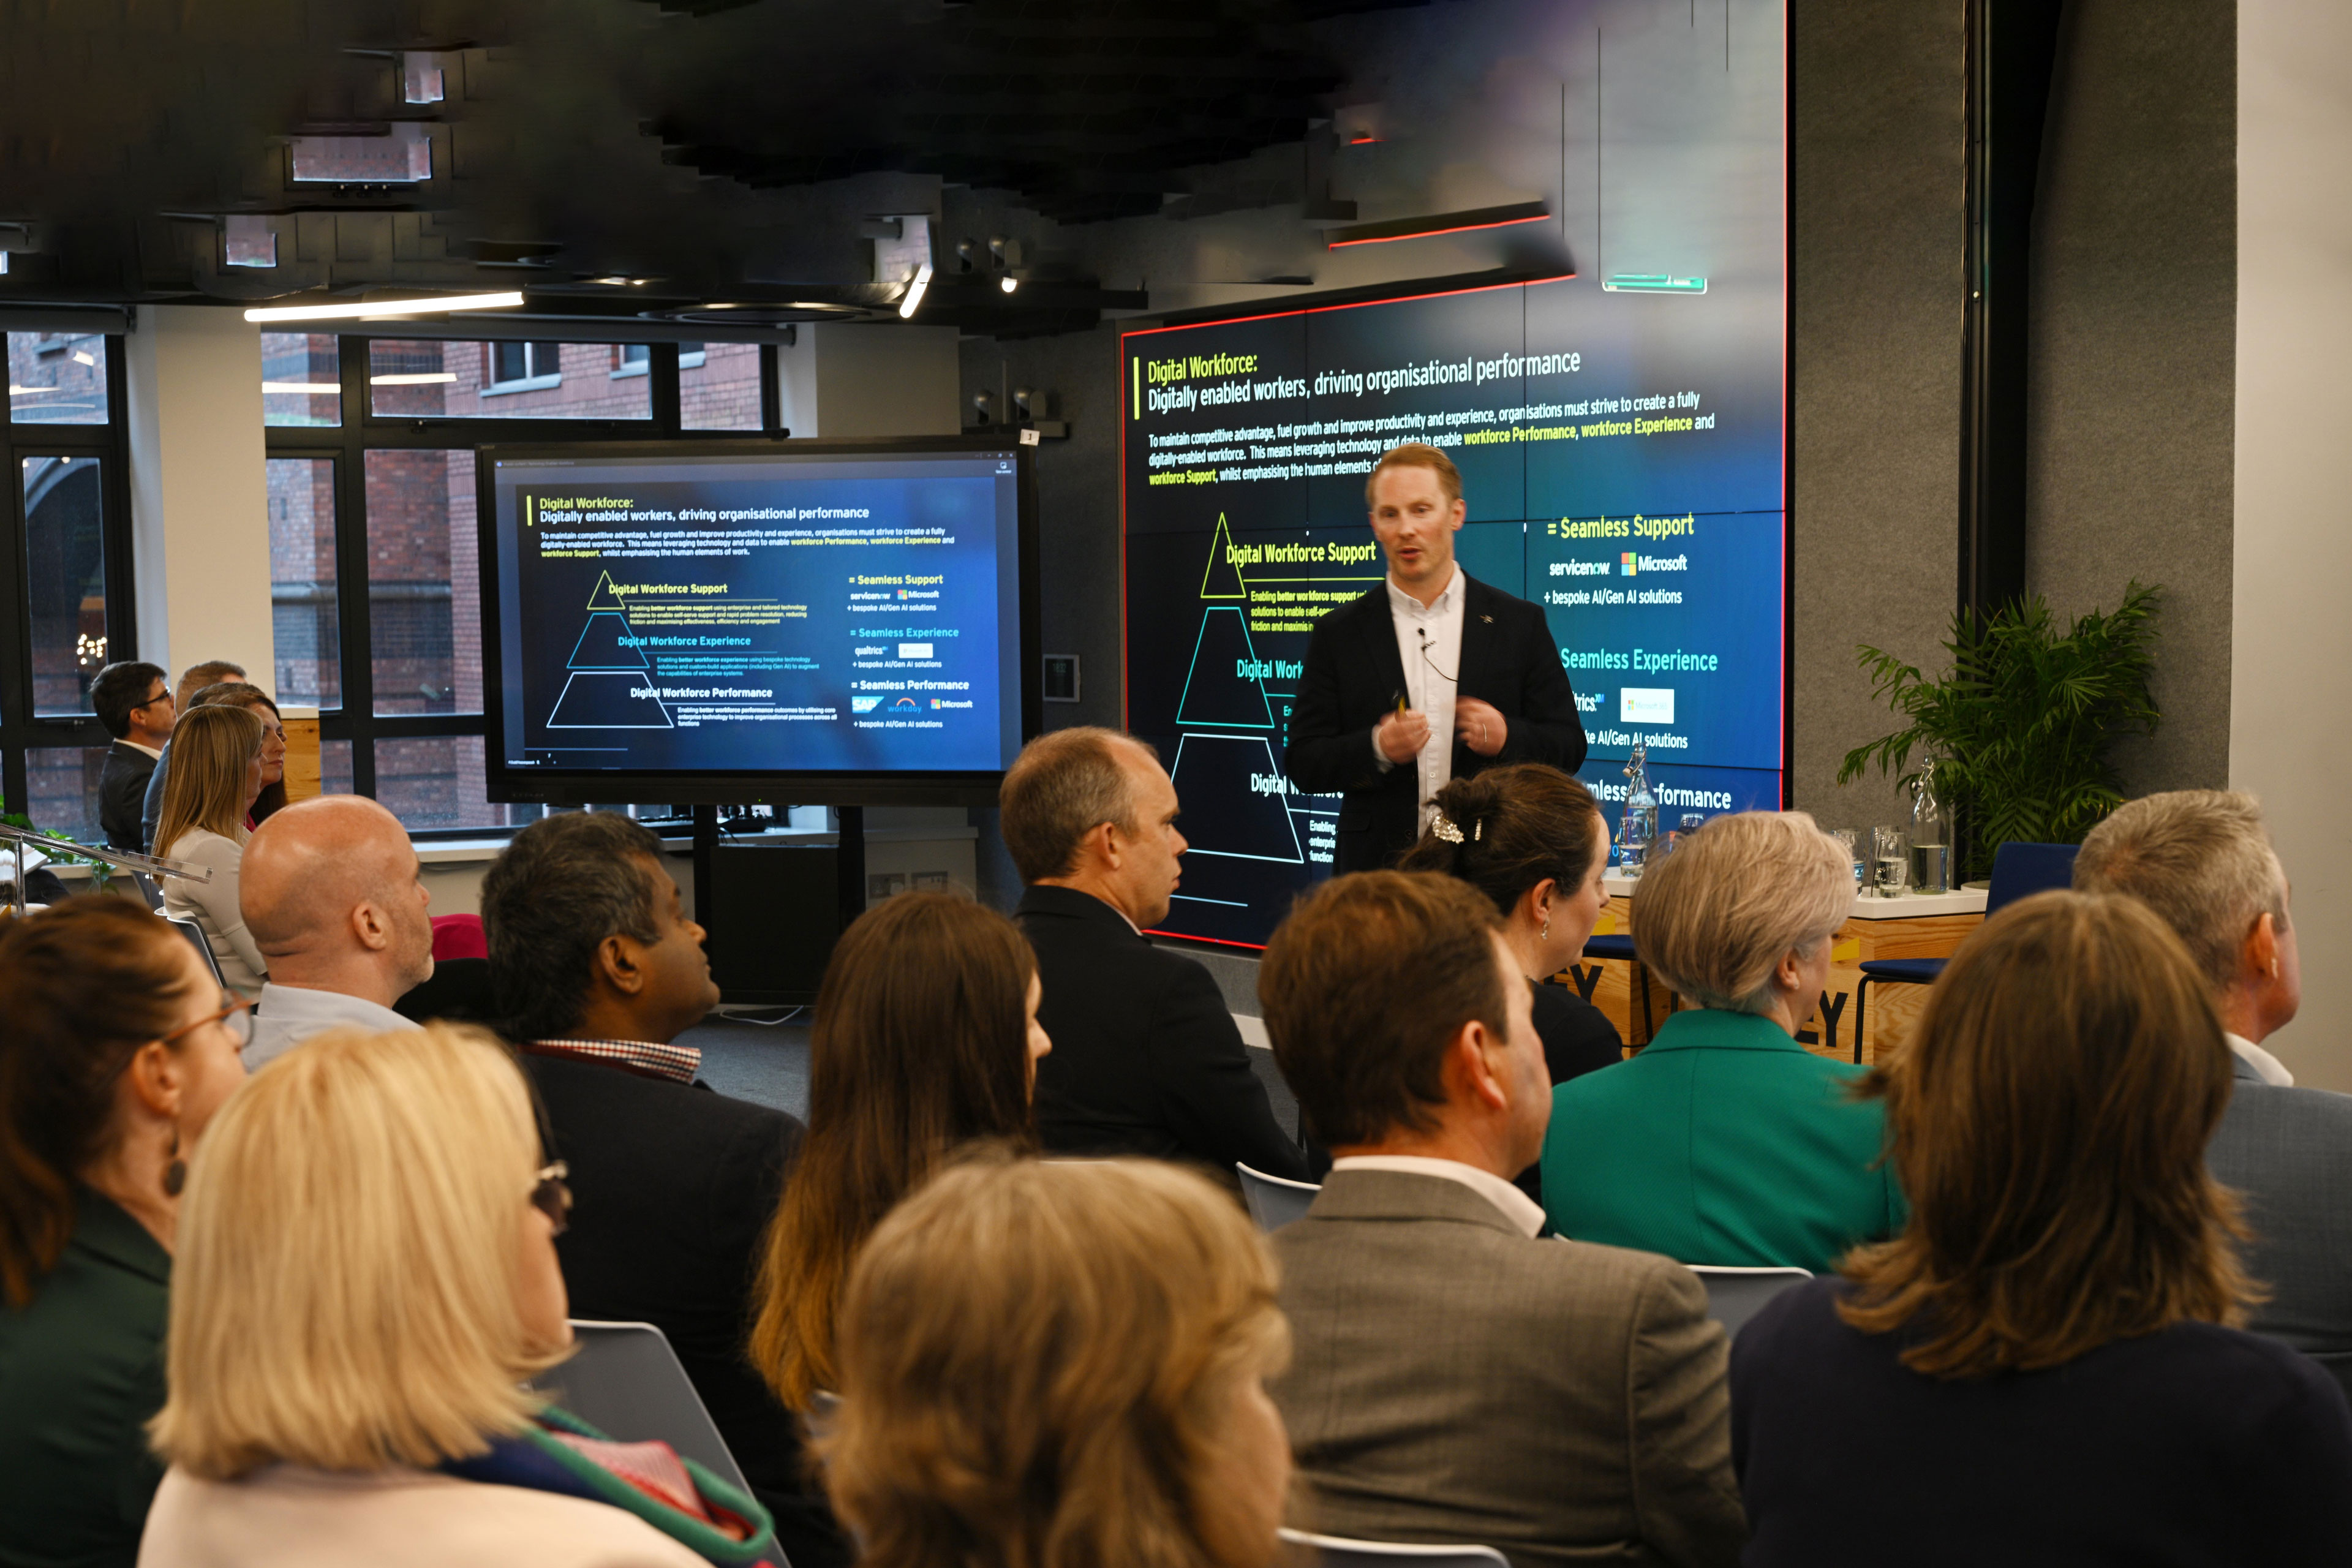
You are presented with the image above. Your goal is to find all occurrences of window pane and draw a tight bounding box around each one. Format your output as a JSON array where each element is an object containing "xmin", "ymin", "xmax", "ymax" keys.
[
  {"xmin": 262, "ymin": 332, "xmax": 341, "ymax": 426},
  {"xmin": 27, "ymin": 745, "xmax": 107, "ymax": 844},
  {"xmin": 23, "ymin": 456, "xmax": 110, "ymax": 714},
  {"xmin": 8, "ymin": 332, "xmax": 109, "ymax": 425},
  {"xmin": 368, "ymin": 339, "xmax": 650, "ymax": 420},
  {"xmin": 373, "ymin": 734, "xmax": 534, "ymax": 831},
  {"xmin": 364, "ymin": 448, "xmax": 480, "ymax": 716},
  {"xmin": 322, "ymin": 738, "xmax": 355, "ymax": 796},
  {"xmin": 268, "ymin": 457, "xmax": 342, "ymax": 708},
  {"xmin": 682, "ymin": 341, "xmax": 763, "ymax": 431}
]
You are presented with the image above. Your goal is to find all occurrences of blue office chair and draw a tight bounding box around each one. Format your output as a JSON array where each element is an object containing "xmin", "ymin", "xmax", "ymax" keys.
[
  {"xmin": 1580, "ymin": 933, "xmax": 1667, "ymax": 1042},
  {"xmin": 1237, "ymin": 1163, "xmax": 1320, "ymax": 1231},
  {"xmin": 1848, "ymin": 841, "xmax": 2081, "ymax": 1061},
  {"xmin": 1686, "ymin": 1265, "xmax": 1812, "ymax": 1336}
]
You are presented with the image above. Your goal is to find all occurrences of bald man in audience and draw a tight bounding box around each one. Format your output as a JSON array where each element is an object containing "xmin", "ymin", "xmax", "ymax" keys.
[{"xmin": 238, "ymin": 796, "xmax": 435, "ymax": 1069}]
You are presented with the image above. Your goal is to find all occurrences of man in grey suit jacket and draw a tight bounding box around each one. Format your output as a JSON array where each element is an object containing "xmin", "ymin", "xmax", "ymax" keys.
[
  {"xmin": 1259, "ymin": 870, "xmax": 1745, "ymax": 1568},
  {"xmin": 2077, "ymin": 790, "xmax": 2352, "ymax": 1395}
]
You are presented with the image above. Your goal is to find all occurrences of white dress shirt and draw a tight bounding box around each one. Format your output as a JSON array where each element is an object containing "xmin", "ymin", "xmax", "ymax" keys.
[
  {"xmin": 244, "ymin": 984, "xmax": 418, "ymax": 1071},
  {"xmin": 121, "ymin": 739, "xmax": 162, "ymax": 761},
  {"xmin": 2226, "ymin": 1031, "xmax": 2296, "ymax": 1087},
  {"xmin": 1330, "ymin": 1153, "xmax": 1547, "ymax": 1237},
  {"xmin": 1373, "ymin": 565, "xmax": 1466, "ymax": 832}
]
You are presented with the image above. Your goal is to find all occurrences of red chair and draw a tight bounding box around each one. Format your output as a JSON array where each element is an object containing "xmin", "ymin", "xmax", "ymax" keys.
[{"xmin": 430, "ymin": 913, "xmax": 488, "ymax": 963}]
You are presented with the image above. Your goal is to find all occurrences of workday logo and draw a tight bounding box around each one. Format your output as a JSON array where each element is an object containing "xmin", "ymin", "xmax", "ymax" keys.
[{"xmin": 851, "ymin": 695, "xmax": 883, "ymax": 713}]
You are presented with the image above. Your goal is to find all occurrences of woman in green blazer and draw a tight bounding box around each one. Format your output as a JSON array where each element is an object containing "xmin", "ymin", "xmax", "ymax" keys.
[
  {"xmin": 0, "ymin": 899, "xmax": 249, "ymax": 1567},
  {"xmin": 1541, "ymin": 811, "xmax": 1904, "ymax": 1273}
]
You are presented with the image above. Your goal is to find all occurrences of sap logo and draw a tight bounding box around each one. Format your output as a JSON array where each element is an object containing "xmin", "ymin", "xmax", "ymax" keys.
[{"xmin": 851, "ymin": 695, "xmax": 882, "ymax": 712}]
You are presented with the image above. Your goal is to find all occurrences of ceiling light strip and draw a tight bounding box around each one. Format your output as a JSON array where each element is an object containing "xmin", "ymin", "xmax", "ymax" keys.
[{"xmin": 243, "ymin": 291, "xmax": 526, "ymax": 323}]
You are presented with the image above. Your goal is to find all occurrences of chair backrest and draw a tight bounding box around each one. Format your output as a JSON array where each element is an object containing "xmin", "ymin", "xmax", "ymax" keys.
[
  {"xmin": 130, "ymin": 872, "xmax": 165, "ymax": 911},
  {"xmin": 1687, "ymin": 1265, "xmax": 1812, "ymax": 1336},
  {"xmin": 162, "ymin": 916, "xmax": 227, "ymax": 990},
  {"xmin": 1985, "ymin": 842, "xmax": 2081, "ymax": 916},
  {"xmin": 1279, "ymin": 1527, "xmax": 1509, "ymax": 1568},
  {"xmin": 527, "ymin": 1319, "xmax": 751, "ymax": 1499},
  {"xmin": 1237, "ymin": 1163, "xmax": 1321, "ymax": 1231}
]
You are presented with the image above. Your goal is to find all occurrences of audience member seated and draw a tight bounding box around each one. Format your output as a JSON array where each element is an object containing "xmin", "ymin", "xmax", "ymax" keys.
[
  {"xmin": 89, "ymin": 660, "xmax": 173, "ymax": 853},
  {"xmin": 480, "ymin": 812, "xmax": 815, "ymax": 1561},
  {"xmin": 1542, "ymin": 812, "xmax": 1901, "ymax": 1272},
  {"xmin": 1000, "ymin": 728, "xmax": 1307, "ymax": 1182},
  {"xmin": 820, "ymin": 1153, "xmax": 1291, "ymax": 1568},
  {"xmin": 0, "ymin": 899, "xmax": 246, "ymax": 1566},
  {"xmin": 748, "ymin": 892, "xmax": 1050, "ymax": 1537},
  {"xmin": 155, "ymin": 704, "xmax": 269, "ymax": 1000},
  {"xmin": 187, "ymin": 682, "xmax": 290, "ymax": 828},
  {"xmin": 1399, "ymin": 764, "xmax": 1622, "ymax": 1088},
  {"xmin": 1261, "ymin": 870, "xmax": 1746, "ymax": 1568},
  {"xmin": 1731, "ymin": 892, "xmax": 2352, "ymax": 1565},
  {"xmin": 238, "ymin": 796, "xmax": 434, "ymax": 1070},
  {"xmin": 2075, "ymin": 789, "xmax": 2352, "ymax": 1389},
  {"xmin": 137, "ymin": 660, "xmax": 246, "ymax": 853},
  {"xmin": 140, "ymin": 1022, "xmax": 774, "ymax": 1565}
]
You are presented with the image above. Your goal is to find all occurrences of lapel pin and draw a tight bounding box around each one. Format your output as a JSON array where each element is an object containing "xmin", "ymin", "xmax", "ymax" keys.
[{"xmin": 1480, "ymin": 613, "xmax": 1493, "ymax": 623}]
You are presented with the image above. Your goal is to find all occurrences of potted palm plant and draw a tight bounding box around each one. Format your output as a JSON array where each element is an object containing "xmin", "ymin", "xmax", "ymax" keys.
[{"xmin": 1838, "ymin": 583, "xmax": 2163, "ymax": 883}]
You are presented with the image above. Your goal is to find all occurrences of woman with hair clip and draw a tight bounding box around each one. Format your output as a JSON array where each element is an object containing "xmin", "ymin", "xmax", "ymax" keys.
[
  {"xmin": 746, "ymin": 891, "xmax": 1053, "ymax": 1562},
  {"xmin": 1731, "ymin": 891, "xmax": 2352, "ymax": 1564},
  {"xmin": 0, "ymin": 899, "xmax": 248, "ymax": 1562},
  {"xmin": 155, "ymin": 703, "xmax": 269, "ymax": 1000},
  {"xmin": 1399, "ymin": 763, "xmax": 1621, "ymax": 1089},
  {"xmin": 820, "ymin": 1155, "xmax": 1291, "ymax": 1568}
]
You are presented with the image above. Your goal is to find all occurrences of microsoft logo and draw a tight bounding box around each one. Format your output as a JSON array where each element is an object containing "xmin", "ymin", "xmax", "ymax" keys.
[{"xmin": 1620, "ymin": 552, "xmax": 1637, "ymax": 576}]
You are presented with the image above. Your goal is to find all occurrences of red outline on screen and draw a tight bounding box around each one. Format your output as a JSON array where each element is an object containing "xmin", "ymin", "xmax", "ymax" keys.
[{"xmin": 1326, "ymin": 213, "xmax": 1553, "ymax": 248}]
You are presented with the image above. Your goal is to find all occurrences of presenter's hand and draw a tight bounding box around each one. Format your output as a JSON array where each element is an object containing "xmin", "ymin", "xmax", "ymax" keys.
[
  {"xmin": 1376, "ymin": 709, "xmax": 1431, "ymax": 764},
  {"xmin": 1457, "ymin": 698, "xmax": 1508, "ymax": 757}
]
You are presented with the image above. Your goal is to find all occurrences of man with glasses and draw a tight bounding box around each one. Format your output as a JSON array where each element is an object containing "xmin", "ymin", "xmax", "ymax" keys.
[{"xmin": 90, "ymin": 661, "xmax": 174, "ymax": 853}]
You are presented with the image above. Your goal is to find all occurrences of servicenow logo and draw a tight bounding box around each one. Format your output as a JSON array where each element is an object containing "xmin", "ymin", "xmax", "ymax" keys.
[{"xmin": 1550, "ymin": 559, "xmax": 1613, "ymax": 577}]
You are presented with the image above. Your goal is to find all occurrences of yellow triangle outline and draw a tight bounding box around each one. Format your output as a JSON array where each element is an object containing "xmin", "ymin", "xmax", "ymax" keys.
[
  {"xmin": 1198, "ymin": 514, "xmax": 1248, "ymax": 600},
  {"xmin": 586, "ymin": 570, "xmax": 627, "ymax": 611}
]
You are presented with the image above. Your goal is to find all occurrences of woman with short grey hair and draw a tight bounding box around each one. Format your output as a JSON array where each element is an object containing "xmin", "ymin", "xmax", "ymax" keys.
[{"xmin": 1539, "ymin": 811, "xmax": 1904, "ymax": 1273}]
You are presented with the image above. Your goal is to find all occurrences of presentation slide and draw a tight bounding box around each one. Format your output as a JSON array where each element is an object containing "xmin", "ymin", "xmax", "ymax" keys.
[
  {"xmin": 1124, "ymin": 13, "xmax": 1787, "ymax": 948},
  {"xmin": 487, "ymin": 448, "xmax": 1025, "ymax": 783}
]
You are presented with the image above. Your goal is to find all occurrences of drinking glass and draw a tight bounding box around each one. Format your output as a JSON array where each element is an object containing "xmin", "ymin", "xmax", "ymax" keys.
[
  {"xmin": 1830, "ymin": 828, "xmax": 1863, "ymax": 894},
  {"xmin": 1872, "ymin": 825, "xmax": 1910, "ymax": 897}
]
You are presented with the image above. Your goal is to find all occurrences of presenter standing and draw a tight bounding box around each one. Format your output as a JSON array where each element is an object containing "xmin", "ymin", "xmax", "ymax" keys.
[{"xmin": 1286, "ymin": 443, "xmax": 1587, "ymax": 874}]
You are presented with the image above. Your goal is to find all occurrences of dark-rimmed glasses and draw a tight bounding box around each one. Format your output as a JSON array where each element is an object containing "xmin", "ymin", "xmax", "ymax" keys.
[{"xmin": 163, "ymin": 992, "xmax": 254, "ymax": 1050}]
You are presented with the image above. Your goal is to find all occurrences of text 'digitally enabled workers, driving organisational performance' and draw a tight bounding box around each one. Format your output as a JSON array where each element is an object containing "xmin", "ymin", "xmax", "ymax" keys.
[
  {"xmin": 491, "ymin": 451, "xmax": 1025, "ymax": 778},
  {"xmin": 1120, "ymin": 20, "xmax": 1787, "ymax": 946}
]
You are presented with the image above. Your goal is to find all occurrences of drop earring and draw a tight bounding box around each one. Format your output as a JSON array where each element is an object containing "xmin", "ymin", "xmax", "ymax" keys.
[
  {"xmin": 163, "ymin": 1130, "xmax": 186, "ymax": 1198},
  {"xmin": 1540, "ymin": 913, "xmax": 1551, "ymax": 942}
]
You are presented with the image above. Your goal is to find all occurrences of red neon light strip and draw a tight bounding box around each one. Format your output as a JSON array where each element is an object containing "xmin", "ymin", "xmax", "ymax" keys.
[{"xmin": 1325, "ymin": 212, "xmax": 1555, "ymax": 249}]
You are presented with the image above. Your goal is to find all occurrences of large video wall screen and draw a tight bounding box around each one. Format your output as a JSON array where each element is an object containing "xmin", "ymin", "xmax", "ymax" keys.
[{"xmin": 1123, "ymin": 274, "xmax": 1785, "ymax": 944}]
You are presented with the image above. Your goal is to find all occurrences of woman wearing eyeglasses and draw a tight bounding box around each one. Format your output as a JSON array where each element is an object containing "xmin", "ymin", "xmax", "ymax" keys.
[
  {"xmin": 0, "ymin": 899, "xmax": 249, "ymax": 1567},
  {"xmin": 155, "ymin": 703, "xmax": 270, "ymax": 1001},
  {"xmin": 140, "ymin": 1022, "xmax": 776, "ymax": 1567}
]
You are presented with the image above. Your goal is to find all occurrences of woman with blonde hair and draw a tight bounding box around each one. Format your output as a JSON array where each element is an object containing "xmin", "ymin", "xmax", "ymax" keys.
[
  {"xmin": 1540, "ymin": 810, "xmax": 1901, "ymax": 1271},
  {"xmin": 1730, "ymin": 891, "xmax": 2352, "ymax": 1562},
  {"xmin": 138, "ymin": 1023, "xmax": 778, "ymax": 1566},
  {"xmin": 0, "ymin": 899, "xmax": 247, "ymax": 1563},
  {"xmin": 821, "ymin": 1154, "xmax": 1291, "ymax": 1568},
  {"xmin": 154, "ymin": 703, "xmax": 268, "ymax": 998}
]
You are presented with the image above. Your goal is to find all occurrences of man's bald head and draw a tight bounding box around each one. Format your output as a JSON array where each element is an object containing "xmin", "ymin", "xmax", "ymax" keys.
[{"xmin": 243, "ymin": 796, "xmax": 435, "ymax": 1000}]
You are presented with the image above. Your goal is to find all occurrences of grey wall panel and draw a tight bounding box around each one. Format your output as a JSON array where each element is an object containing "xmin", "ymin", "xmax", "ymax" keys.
[
  {"xmin": 2027, "ymin": 0, "xmax": 2235, "ymax": 793},
  {"xmin": 1788, "ymin": 0, "xmax": 1966, "ymax": 832}
]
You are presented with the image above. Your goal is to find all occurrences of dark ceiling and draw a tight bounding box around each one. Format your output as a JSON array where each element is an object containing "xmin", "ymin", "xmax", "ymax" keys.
[{"xmin": 0, "ymin": 0, "xmax": 1426, "ymax": 335}]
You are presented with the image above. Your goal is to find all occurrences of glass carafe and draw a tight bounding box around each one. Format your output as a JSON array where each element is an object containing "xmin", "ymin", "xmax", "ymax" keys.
[{"xmin": 1909, "ymin": 761, "xmax": 1952, "ymax": 894}]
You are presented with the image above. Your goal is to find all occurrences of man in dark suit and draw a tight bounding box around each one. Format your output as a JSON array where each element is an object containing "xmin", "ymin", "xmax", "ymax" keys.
[
  {"xmin": 1261, "ymin": 870, "xmax": 1745, "ymax": 1567},
  {"xmin": 1286, "ymin": 443, "xmax": 1587, "ymax": 873},
  {"xmin": 481, "ymin": 810, "xmax": 841, "ymax": 1566},
  {"xmin": 1002, "ymin": 727, "xmax": 1309, "ymax": 1183},
  {"xmin": 2076, "ymin": 789, "xmax": 2352, "ymax": 1398},
  {"xmin": 89, "ymin": 660, "xmax": 173, "ymax": 852}
]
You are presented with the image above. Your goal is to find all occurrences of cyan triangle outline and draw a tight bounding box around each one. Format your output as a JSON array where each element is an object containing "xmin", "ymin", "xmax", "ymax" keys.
[
  {"xmin": 1175, "ymin": 605, "xmax": 1275, "ymax": 730},
  {"xmin": 568, "ymin": 611, "xmax": 649, "ymax": 670},
  {"xmin": 1166, "ymin": 734, "xmax": 1303, "ymax": 864}
]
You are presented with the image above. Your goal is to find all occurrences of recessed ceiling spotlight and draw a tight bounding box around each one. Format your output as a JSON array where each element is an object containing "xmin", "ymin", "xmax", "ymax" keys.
[
  {"xmin": 1000, "ymin": 274, "xmax": 1019, "ymax": 294},
  {"xmin": 244, "ymin": 291, "xmax": 525, "ymax": 323}
]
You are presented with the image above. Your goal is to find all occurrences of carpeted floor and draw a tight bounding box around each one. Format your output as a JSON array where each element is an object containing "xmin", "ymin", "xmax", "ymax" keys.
[{"xmin": 681, "ymin": 1012, "xmax": 1302, "ymax": 1141}]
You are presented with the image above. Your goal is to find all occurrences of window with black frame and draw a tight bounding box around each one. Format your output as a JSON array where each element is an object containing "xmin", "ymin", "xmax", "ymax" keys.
[
  {"xmin": 1, "ymin": 327, "xmax": 135, "ymax": 848},
  {"xmin": 261, "ymin": 332, "xmax": 777, "ymax": 836}
]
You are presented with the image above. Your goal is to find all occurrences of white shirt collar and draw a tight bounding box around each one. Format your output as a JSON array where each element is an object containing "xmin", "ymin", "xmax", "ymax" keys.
[
  {"xmin": 2226, "ymin": 1031, "xmax": 2296, "ymax": 1087},
  {"xmin": 1329, "ymin": 1153, "xmax": 1547, "ymax": 1238},
  {"xmin": 120, "ymin": 739, "xmax": 163, "ymax": 761},
  {"xmin": 1384, "ymin": 564, "xmax": 1463, "ymax": 617},
  {"xmin": 244, "ymin": 984, "xmax": 416, "ymax": 1071}
]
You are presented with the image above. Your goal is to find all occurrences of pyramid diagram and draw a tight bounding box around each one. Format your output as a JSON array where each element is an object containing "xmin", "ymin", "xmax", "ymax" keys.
[
  {"xmin": 1168, "ymin": 736, "xmax": 1303, "ymax": 863},
  {"xmin": 547, "ymin": 570, "xmax": 673, "ymax": 729},
  {"xmin": 1176, "ymin": 606, "xmax": 1275, "ymax": 729},
  {"xmin": 1198, "ymin": 514, "xmax": 1248, "ymax": 599}
]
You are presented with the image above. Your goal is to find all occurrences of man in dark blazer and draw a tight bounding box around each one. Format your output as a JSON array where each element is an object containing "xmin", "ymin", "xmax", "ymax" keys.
[
  {"xmin": 89, "ymin": 660, "xmax": 173, "ymax": 852},
  {"xmin": 1261, "ymin": 870, "xmax": 1745, "ymax": 1568},
  {"xmin": 481, "ymin": 810, "xmax": 843, "ymax": 1568},
  {"xmin": 2076, "ymin": 789, "xmax": 2352, "ymax": 1399},
  {"xmin": 1286, "ymin": 443, "xmax": 1586, "ymax": 873},
  {"xmin": 1003, "ymin": 727, "xmax": 1309, "ymax": 1183}
]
